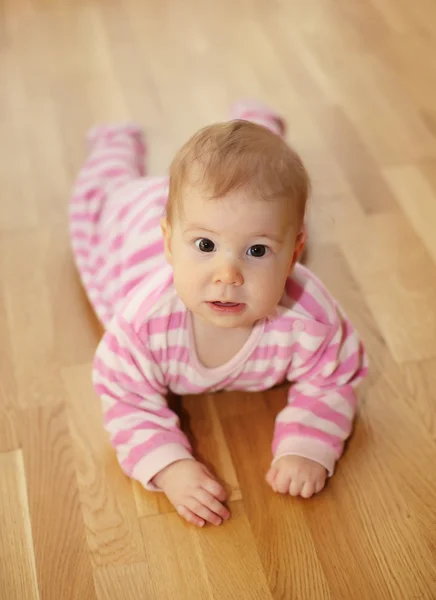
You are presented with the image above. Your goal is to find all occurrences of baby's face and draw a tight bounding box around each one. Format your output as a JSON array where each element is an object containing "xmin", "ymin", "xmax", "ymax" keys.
[{"xmin": 162, "ymin": 186, "xmax": 302, "ymax": 329}]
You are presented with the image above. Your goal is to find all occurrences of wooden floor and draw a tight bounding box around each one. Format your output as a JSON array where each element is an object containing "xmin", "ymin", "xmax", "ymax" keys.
[{"xmin": 1, "ymin": 0, "xmax": 436, "ymax": 598}]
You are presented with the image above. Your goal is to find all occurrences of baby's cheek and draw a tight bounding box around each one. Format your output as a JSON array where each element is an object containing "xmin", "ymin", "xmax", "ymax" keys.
[{"xmin": 174, "ymin": 262, "xmax": 202, "ymax": 298}]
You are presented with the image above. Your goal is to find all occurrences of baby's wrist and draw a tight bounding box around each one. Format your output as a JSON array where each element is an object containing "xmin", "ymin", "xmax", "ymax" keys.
[{"xmin": 152, "ymin": 458, "xmax": 193, "ymax": 488}]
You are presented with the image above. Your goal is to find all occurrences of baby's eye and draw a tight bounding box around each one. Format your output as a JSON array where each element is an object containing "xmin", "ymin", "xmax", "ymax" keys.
[
  {"xmin": 195, "ymin": 238, "xmax": 215, "ymax": 253},
  {"xmin": 247, "ymin": 244, "xmax": 268, "ymax": 258}
]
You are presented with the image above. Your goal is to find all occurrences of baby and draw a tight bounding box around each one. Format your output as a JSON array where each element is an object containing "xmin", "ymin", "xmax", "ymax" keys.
[{"xmin": 70, "ymin": 101, "xmax": 368, "ymax": 528}]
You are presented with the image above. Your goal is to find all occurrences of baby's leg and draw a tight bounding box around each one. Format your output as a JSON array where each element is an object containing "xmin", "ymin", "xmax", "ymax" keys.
[
  {"xmin": 71, "ymin": 124, "xmax": 146, "ymax": 206},
  {"xmin": 69, "ymin": 124, "xmax": 167, "ymax": 325},
  {"xmin": 231, "ymin": 100, "xmax": 286, "ymax": 138}
]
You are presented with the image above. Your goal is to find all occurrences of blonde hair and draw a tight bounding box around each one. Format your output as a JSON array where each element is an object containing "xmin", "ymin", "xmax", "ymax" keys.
[{"xmin": 167, "ymin": 119, "xmax": 310, "ymax": 225}]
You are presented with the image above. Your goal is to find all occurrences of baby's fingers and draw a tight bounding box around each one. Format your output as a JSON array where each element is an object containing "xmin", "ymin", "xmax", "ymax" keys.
[
  {"xmin": 289, "ymin": 476, "xmax": 304, "ymax": 497},
  {"xmin": 185, "ymin": 497, "xmax": 223, "ymax": 526},
  {"xmin": 265, "ymin": 466, "xmax": 278, "ymax": 488},
  {"xmin": 176, "ymin": 505, "xmax": 205, "ymax": 528},
  {"xmin": 202, "ymin": 474, "xmax": 228, "ymax": 503},
  {"xmin": 196, "ymin": 489, "xmax": 230, "ymax": 523},
  {"xmin": 274, "ymin": 469, "xmax": 292, "ymax": 494},
  {"xmin": 300, "ymin": 480, "xmax": 316, "ymax": 499}
]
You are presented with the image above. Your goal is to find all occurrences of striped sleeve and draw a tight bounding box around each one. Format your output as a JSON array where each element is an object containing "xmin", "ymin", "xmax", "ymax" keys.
[
  {"xmin": 272, "ymin": 304, "xmax": 368, "ymax": 475},
  {"xmin": 92, "ymin": 314, "xmax": 193, "ymax": 490}
]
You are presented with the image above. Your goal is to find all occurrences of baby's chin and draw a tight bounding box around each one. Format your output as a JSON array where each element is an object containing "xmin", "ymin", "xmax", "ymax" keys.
[{"xmin": 193, "ymin": 306, "xmax": 268, "ymax": 330}]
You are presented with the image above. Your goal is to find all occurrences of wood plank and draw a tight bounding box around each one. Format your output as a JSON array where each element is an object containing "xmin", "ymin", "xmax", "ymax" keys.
[
  {"xmin": 140, "ymin": 513, "xmax": 212, "ymax": 599},
  {"xmin": 217, "ymin": 396, "xmax": 332, "ymax": 600},
  {"xmin": 339, "ymin": 213, "xmax": 436, "ymax": 363},
  {"xmin": 0, "ymin": 451, "xmax": 40, "ymax": 600},
  {"xmin": 93, "ymin": 563, "xmax": 157, "ymax": 600},
  {"xmin": 0, "ymin": 282, "xmax": 18, "ymax": 413},
  {"xmin": 313, "ymin": 105, "xmax": 398, "ymax": 213},
  {"xmin": 62, "ymin": 363, "xmax": 146, "ymax": 567},
  {"xmin": 402, "ymin": 358, "xmax": 436, "ymax": 441},
  {"xmin": 19, "ymin": 404, "xmax": 97, "ymax": 599},
  {"xmin": 0, "ymin": 406, "xmax": 19, "ymax": 452},
  {"xmin": 193, "ymin": 500, "xmax": 273, "ymax": 600},
  {"xmin": 384, "ymin": 164, "xmax": 436, "ymax": 265},
  {"xmin": 0, "ymin": 228, "xmax": 68, "ymax": 409}
]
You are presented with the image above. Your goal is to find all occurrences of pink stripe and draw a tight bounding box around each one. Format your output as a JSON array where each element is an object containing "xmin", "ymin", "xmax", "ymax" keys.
[
  {"xmin": 289, "ymin": 394, "xmax": 351, "ymax": 433},
  {"xmin": 125, "ymin": 239, "xmax": 164, "ymax": 268},
  {"xmin": 266, "ymin": 317, "xmax": 329, "ymax": 337},
  {"xmin": 70, "ymin": 211, "xmax": 100, "ymax": 223},
  {"xmin": 105, "ymin": 399, "xmax": 171, "ymax": 425},
  {"xmin": 104, "ymin": 401, "xmax": 138, "ymax": 422},
  {"xmin": 104, "ymin": 394, "xmax": 167, "ymax": 421},
  {"xmin": 273, "ymin": 423, "xmax": 343, "ymax": 454},
  {"xmin": 121, "ymin": 431, "xmax": 191, "ymax": 474},
  {"xmin": 85, "ymin": 239, "xmax": 163, "ymax": 288},
  {"xmin": 109, "ymin": 234, "xmax": 124, "ymax": 251},
  {"xmin": 112, "ymin": 419, "xmax": 179, "ymax": 445},
  {"xmin": 147, "ymin": 311, "xmax": 185, "ymax": 335},
  {"xmin": 119, "ymin": 276, "xmax": 144, "ymax": 297},
  {"xmin": 93, "ymin": 356, "xmax": 164, "ymax": 397},
  {"xmin": 286, "ymin": 279, "xmax": 329, "ymax": 324},
  {"xmin": 74, "ymin": 248, "xmax": 89, "ymax": 258},
  {"xmin": 133, "ymin": 272, "xmax": 174, "ymax": 328},
  {"xmin": 316, "ymin": 349, "xmax": 364, "ymax": 384},
  {"xmin": 250, "ymin": 340, "xmax": 323, "ymax": 364},
  {"xmin": 70, "ymin": 229, "xmax": 88, "ymax": 241},
  {"xmin": 94, "ymin": 382, "xmax": 120, "ymax": 402},
  {"xmin": 102, "ymin": 333, "xmax": 137, "ymax": 365},
  {"xmin": 238, "ymin": 367, "xmax": 280, "ymax": 381},
  {"xmin": 151, "ymin": 346, "xmax": 191, "ymax": 364},
  {"xmin": 170, "ymin": 373, "xmax": 207, "ymax": 393},
  {"xmin": 82, "ymin": 166, "xmax": 128, "ymax": 180},
  {"xmin": 117, "ymin": 181, "xmax": 167, "ymax": 221},
  {"xmin": 86, "ymin": 150, "xmax": 136, "ymax": 168}
]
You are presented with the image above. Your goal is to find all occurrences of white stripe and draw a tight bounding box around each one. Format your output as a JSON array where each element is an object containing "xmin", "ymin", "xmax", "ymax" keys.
[
  {"xmin": 106, "ymin": 411, "xmax": 179, "ymax": 438},
  {"xmin": 277, "ymin": 407, "xmax": 349, "ymax": 437}
]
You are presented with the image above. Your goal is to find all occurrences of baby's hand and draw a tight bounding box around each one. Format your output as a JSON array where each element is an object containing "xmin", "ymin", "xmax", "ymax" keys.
[
  {"xmin": 266, "ymin": 455, "xmax": 327, "ymax": 498},
  {"xmin": 152, "ymin": 459, "xmax": 230, "ymax": 527}
]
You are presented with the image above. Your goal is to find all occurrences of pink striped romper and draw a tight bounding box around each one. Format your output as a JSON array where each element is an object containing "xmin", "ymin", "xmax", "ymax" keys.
[{"xmin": 69, "ymin": 108, "xmax": 368, "ymax": 491}]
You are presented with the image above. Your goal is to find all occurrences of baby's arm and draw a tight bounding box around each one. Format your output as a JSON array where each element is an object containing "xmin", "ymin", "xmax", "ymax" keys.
[
  {"xmin": 267, "ymin": 307, "xmax": 368, "ymax": 497},
  {"xmin": 93, "ymin": 315, "xmax": 229, "ymax": 526}
]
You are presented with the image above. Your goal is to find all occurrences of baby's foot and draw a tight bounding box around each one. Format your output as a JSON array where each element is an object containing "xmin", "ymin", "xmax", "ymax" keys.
[
  {"xmin": 86, "ymin": 123, "xmax": 147, "ymax": 176},
  {"xmin": 231, "ymin": 100, "xmax": 286, "ymax": 137},
  {"xmin": 266, "ymin": 455, "xmax": 327, "ymax": 498}
]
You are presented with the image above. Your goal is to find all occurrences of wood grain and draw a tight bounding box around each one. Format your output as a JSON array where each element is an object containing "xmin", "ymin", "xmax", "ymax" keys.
[
  {"xmin": 62, "ymin": 364, "xmax": 146, "ymax": 567},
  {"xmin": 1, "ymin": 0, "xmax": 436, "ymax": 597},
  {"xmin": 18, "ymin": 404, "xmax": 96, "ymax": 599},
  {"xmin": 0, "ymin": 452, "xmax": 39, "ymax": 600}
]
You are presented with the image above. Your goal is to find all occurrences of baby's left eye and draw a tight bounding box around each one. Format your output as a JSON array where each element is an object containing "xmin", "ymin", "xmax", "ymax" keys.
[{"xmin": 247, "ymin": 245, "xmax": 269, "ymax": 258}]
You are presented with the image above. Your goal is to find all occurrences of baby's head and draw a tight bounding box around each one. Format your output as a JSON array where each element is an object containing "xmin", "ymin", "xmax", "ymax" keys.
[{"xmin": 161, "ymin": 119, "xmax": 310, "ymax": 329}]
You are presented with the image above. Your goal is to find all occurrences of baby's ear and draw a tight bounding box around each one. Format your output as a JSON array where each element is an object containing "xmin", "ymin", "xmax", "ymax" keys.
[
  {"xmin": 290, "ymin": 227, "xmax": 307, "ymax": 271},
  {"xmin": 161, "ymin": 217, "xmax": 173, "ymax": 264}
]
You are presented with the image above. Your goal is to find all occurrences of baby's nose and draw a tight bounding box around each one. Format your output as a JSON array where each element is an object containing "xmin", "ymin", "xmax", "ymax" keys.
[{"xmin": 213, "ymin": 261, "xmax": 243, "ymax": 286}]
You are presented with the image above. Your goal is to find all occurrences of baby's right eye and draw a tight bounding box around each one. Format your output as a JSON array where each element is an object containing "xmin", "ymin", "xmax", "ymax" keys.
[{"xmin": 195, "ymin": 238, "xmax": 215, "ymax": 253}]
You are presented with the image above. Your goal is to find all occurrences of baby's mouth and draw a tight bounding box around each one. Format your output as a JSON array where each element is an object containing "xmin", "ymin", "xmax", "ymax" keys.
[
  {"xmin": 207, "ymin": 301, "xmax": 245, "ymax": 314},
  {"xmin": 213, "ymin": 301, "xmax": 239, "ymax": 307}
]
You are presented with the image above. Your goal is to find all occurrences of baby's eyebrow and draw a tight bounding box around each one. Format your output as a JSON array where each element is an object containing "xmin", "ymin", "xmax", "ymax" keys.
[
  {"xmin": 183, "ymin": 225, "xmax": 217, "ymax": 235},
  {"xmin": 183, "ymin": 226, "xmax": 285, "ymax": 244},
  {"xmin": 252, "ymin": 233, "xmax": 285, "ymax": 244}
]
